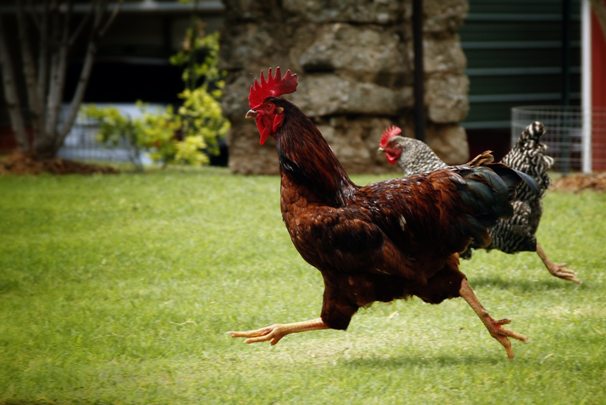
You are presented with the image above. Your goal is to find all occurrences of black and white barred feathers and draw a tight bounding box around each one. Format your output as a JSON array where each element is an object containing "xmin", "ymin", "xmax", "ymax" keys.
[
  {"xmin": 488, "ymin": 121, "xmax": 553, "ymax": 254},
  {"xmin": 391, "ymin": 121, "xmax": 553, "ymax": 257}
]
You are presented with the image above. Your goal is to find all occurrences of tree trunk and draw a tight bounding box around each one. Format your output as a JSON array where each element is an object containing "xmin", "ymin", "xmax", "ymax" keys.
[
  {"xmin": 0, "ymin": 0, "xmax": 120, "ymax": 160},
  {"xmin": 43, "ymin": 2, "xmax": 68, "ymax": 146},
  {"xmin": 17, "ymin": 1, "xmax": 43, "ymax": 133},
  {"xmin": 0, "ymin": 16, "xmax": 29, "ymax": 151},
  {"xmin": 37, "ymin": 1, "xmax": 50, "ymax": 136}
]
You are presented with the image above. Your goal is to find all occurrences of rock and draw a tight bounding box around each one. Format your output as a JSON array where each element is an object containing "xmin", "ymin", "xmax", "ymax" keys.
[
  {"xmin": 219, "ymin": 23, "xmax": 293, "ymax": 71},
  {"xmin": 222, "ymin": 70, "xmax": 411, "ymax": 122},
  {"xmin": 422, "ymin": 35, "xmax": 466, "ymax": 74},
  {"xmin": 220, "ymin": 0, "xmax": 284, "ymax": 22},
  {"xmin": 425, "ymin": 124, "xmax": 469, "ymax": 164},
  {"xmin": 399, "ymin": 121, "xmax": 469, "ymax": 164},
  {"xmin": 221, "ymin": 74, "xmax": 251, "ymax": 121},
  {"xmin": 424, "ymin": 0, "xmax": 469, "ymax": 34},
  {"xmin": 282, "ymin": 0, "xmax": 404, "ymax": 24},
  {"xmin": 320, "ymin": 117, "xmax": 397, "ymax": 173},
  {"xmin": 290, "ymin": 74, "xmax": 413, "ymax": 117},
  {"xmin": 402, "ymin": 0, "xmax": 468, "ymax": 37},
  {"xmin": 227, "ymin": 122, "xmax": 278, "ymax": 174},
  {"xmin": 298, "ymin": 23, "xmax": 410, "ymax": 86},
  {"xmin": 425, "ymin": 74, "xmax": 469, "ymax": 123}
]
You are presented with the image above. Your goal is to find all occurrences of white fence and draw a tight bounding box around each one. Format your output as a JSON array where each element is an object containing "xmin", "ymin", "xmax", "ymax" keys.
[
  {"xmin": 58, "ymin": 103, "xmax": 161, "ymax": 165},
  {"xmin": 511, "ymin": 106, "xmax": 606, "ymax": 173}
]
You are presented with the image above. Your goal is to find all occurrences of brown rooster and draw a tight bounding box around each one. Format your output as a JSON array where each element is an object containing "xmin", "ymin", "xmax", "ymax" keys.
[{"xmin": 230, "ymin": 67, "xmax": 538, "ymax": 359}]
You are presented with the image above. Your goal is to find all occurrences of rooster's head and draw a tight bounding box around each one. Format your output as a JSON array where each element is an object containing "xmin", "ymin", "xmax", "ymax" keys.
[
  {"xmin": 378, "ymin": 125, "xmax": 405, "ymax": 165},
  {"xmin": 246, "ymin": 67, "xmax": 298, "ymax": 145}
]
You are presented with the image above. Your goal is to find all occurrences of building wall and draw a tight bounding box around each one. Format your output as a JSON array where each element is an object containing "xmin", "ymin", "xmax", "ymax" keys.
[
  {"xmin": 220, "ymin": 0, "xmax": 470, "ymax": 174},
  {"xmin": 460, "ymin": 0, "xmax": 582, "ymax": 159}
]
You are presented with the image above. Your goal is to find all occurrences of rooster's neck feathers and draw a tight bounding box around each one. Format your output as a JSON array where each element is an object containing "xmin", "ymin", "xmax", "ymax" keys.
[{"xmin": 274, "ymin": 99, "xmax": 356, "ymax": 205}]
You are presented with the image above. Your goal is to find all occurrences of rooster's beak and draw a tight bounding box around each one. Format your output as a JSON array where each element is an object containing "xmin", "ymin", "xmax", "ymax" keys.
[
  {"xmin": 377, "ymin": 147, "xmax": 384, "ymax": 154},
  {"xmin": 245, "ymin": 109, "xmax": 257, "ymax": 119}
]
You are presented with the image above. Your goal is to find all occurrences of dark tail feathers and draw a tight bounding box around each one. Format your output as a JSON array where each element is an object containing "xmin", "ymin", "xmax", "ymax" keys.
[
  {"xmin": 454, "ymin": 164, "xmax": 538, "ymax": 252},
  {"xmin": 486, "ymin": 163, "xmax": 540, "ymax": 196}
]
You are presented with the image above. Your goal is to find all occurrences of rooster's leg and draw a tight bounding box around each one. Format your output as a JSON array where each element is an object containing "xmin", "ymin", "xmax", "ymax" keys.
[
  {"xmin": 536, "ymin": 242, "xmax": 581, "ymax": 284},
  {"xmin": 229, "ymin": 317, "xmax": 328, "ymax": 345},
  {"xmin": 459, "ymin": 279, "xmax": 528, "ymax": 359}
]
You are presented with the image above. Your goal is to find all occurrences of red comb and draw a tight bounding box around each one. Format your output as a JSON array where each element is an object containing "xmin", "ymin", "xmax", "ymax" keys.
[
  {"xmin": 248, "ymin": 67, "xmax": 298, "ymax": 109},
  {"xmin": 379, "ymin": 125, "xmax": 402, "ymax": 148}
]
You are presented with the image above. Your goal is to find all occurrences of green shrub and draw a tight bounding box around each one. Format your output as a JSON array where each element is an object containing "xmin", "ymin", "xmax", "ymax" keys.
[{"xmin": 83, "ymin": 25, "xmax": 229, "ymax": 169}]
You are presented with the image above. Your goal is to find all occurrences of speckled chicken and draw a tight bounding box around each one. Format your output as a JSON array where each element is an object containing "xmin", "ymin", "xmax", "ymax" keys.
[
  {"xmin": 228, "ymin": 67, "xmax": 541, "ymax": 359},
  {"xmin": 379, "ymin": 123, "xmax": 580, "ymax": 284}
]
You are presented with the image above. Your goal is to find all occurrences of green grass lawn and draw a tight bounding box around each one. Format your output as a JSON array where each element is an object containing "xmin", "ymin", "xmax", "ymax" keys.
[{"xmin": 1, "ymin": 168, "xmax": 605, "ymax": 404}]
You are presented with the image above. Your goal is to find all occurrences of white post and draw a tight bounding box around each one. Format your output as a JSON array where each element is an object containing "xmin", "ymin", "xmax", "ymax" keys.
[{"xmin": 582, "ymin": 0, "xmax": 592, "ymax": 173}]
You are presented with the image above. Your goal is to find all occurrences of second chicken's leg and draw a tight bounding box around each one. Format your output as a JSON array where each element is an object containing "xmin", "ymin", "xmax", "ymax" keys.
[
  {"xmin": 459, "ymin": 279, "xmax": 528, "ymax": 359},
  {"xmin": 536, "ymin": 242, "xmax": 581, "ymax": 284}
]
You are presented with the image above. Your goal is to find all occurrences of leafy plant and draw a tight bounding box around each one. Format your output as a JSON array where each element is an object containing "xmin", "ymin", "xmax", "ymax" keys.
[
  {"xmin": 83, "ymin": 22, "xmax": 229, "ymax": 169},
  {"xmin": 83, "ymin": 103, "xmax": 147, "ymax": 170},
  {"xmin": 170, "ymin": 21, "xmax": 223, "ymax": 89}
]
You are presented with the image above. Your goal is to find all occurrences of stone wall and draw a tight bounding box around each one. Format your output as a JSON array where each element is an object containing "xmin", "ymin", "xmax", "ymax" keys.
[{"xmin": 220, "ymin": 0, "xmax": 469, "ymax": 174}]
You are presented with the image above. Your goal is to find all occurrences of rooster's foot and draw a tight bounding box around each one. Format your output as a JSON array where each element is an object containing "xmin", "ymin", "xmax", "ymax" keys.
[
  {"xmin": 229, "ymin": 324, "xmax": 288, "ymax": 345},
  {"xmin": 229, "ymin": 318, "xmax": 327, "ymax": 345},
  {"xmin": 484, "ymin": 317, "xmax": 528, "ymax": 359},
  {"xmin": 459, "ymin": 279, "xmax": 527, "ymax": 359}
]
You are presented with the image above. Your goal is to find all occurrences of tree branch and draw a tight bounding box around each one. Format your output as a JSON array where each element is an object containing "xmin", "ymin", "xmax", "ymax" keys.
[
  {"xmin": 58, "ymin": 1, "xmax": 103, "ymax": 141},
  {"xmin": 59, "ymin": 39, "xmax": 97, "ymax": 142},
  {"xmin": 26, "ymin": 0, "xmax": 42, "ymax": 33},
  {"xmin": 60, "ymin": 1, "xmax": 120, "ymax": 140},
  {"xmin": 98, "ymin": 0, "xmax": 121, "ymax": 37},
  {"xmin": 68, "ymin": 2, "xmax": 94, "ymax": 46},
  {"xmin": 44, "ymin": 0, "xmax": 71, "ymax": 140}
]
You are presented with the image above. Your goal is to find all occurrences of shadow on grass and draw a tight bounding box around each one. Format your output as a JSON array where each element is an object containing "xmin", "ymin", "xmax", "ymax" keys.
[
  {"xmin": 340, "ymin": 350, "xmax": 602, "ymax": 371},
  {"xmin": 467, "ymin": 276, "xmax": 581, "ymax": 293},
  {"xmin": 340, "ymin": 353, "xmax": 503, "ymax": 369}
]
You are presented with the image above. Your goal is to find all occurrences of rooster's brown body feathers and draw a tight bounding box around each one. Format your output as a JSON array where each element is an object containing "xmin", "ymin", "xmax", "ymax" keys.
[
  {"xmin": 231, "ymin": 70, "xmax": 534, "ymax": 358},
  {"xmin": 275, "ymin": 99, "xmax": 524, "ymax": 330}
]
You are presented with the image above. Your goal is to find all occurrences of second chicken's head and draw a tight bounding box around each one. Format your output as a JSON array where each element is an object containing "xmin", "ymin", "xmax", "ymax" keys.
[
  {"xmin": 378, "ymin": 125, "xmax": 405, "ymax": 164},
  {"xmin": 245, "ymin": 67, "xmax": 298, "ymax": 145}
]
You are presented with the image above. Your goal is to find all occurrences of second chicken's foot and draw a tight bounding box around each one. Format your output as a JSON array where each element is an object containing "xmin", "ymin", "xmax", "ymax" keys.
[
  {"xmin": 545, "ymin": 262, "xmax": 581, "ymax": 284},
  {"xmin": 536, "ymin": 243, "xmax": 581, "ymax": 284}
]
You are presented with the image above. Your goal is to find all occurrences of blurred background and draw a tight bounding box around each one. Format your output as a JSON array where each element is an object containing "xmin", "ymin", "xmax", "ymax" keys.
[{"xmin": 1, "ymin": 0, "xmax": 604, "ymax": 174}]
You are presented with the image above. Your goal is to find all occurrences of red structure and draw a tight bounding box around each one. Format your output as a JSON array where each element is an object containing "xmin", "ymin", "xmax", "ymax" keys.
[{"xmin": 591, "ymin": 10, "xmax": 606, "ymax": 170}]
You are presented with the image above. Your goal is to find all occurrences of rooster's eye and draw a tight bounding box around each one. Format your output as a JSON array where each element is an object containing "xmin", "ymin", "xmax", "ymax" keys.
[
  {"xmin": 257, "ymin": 100, "xmax": 285, "ymax": 116},
  {"xmin": 261, "ymin": 103, "xmax": 276, "ymax": 114}
]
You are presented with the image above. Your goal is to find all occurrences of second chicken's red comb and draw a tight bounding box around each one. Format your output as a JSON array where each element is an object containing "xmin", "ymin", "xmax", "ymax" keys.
[
  {"xmin": 248, "ymin": 67, "xmax": 298, "ymax": 109},
  {"xmin": 379, "ymin": 125, "xmax": 402, "ymax": 148}
]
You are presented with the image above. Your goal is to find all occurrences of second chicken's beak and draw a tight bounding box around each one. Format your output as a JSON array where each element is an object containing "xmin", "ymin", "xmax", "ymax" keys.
[
  {"xmin": 377, "ymin": 147, "xmax": 385, "ymax": 154},
  {"xmin": 245, "ymin": 109, "xmax": 257, "ymax": 119}
]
